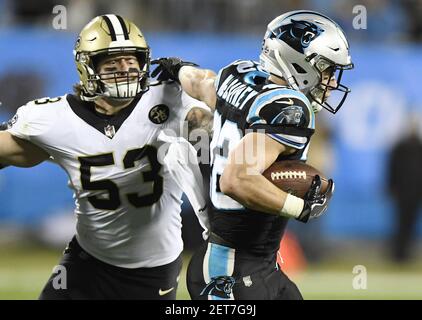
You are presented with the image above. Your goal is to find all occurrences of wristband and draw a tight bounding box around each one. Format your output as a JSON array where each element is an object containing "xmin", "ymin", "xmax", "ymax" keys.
[{"xmin": 279, "ymin": 194, "xmax": 304, "ymax": 218}]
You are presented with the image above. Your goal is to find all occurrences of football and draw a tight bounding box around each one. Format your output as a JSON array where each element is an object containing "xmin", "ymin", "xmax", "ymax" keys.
[{"xmin": 262, "ymin": 160, "xmax": 329, "ymax": 199}]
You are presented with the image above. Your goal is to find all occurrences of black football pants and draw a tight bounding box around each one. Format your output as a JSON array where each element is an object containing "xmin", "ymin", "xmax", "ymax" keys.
[
  {"xmin": 187, "ymin": 241, "xmax": 303, "ymax": 300},
  {"xmin": 39, "ymin": 236, "xmax": 182, "ymax": 300}
]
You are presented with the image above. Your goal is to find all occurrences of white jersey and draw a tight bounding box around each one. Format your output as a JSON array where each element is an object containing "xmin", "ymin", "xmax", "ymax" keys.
[{"xmin": 7, "ymin": 82, "xmax": 208, "ymax": 268}]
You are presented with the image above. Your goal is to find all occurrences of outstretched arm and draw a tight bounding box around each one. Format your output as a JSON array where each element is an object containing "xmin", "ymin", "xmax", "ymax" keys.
[
  {"xmin": 150, "ymin": 57, "xmax": 217, "ymax": 110},
  {"xmin": 0, "ymin": 131, "xmax": 49, "ymax": 167},
  {"xmin": 179, "ymin": 66, "xmax": 217, "ymax": 111}
]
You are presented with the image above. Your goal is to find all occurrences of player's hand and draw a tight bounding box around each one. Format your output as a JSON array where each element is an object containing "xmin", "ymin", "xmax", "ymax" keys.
[
  {"xmin": 296, "ymin": 175, "xmax": 334, "ymax": 223},
  {"xmin": 150, "ymin": 57, "xmax": 198, "ymax": 82},
  {"xmin": 0, "ymin": 121, "xmax": 7, "ymax": 130}
]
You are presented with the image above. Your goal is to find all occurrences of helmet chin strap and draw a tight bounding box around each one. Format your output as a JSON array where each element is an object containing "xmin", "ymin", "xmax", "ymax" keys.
[
  {"xmin": 309, "ymin": 86, "xmax": 326, "ymax": 113},
  {"xmin": 102, "ymin": 81, "xmax": 141, "ymax": 99},
  {"xmin": 310, "ymin": 100, "xmax": 323, "ymax": 113}
]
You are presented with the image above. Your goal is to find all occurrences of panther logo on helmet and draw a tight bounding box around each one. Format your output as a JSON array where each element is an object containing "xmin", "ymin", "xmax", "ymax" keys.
[
  {"xmin": 260, "ymin": 11, "xmax": 354, "ymax": 114},
  {"xmin": 272, "ymin": 19, "xmax": 324, "ymax": 53}
]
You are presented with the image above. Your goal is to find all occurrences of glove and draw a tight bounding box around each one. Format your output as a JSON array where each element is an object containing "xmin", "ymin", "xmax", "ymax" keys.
[
  {"xmin": 0, "ymin": 122, "xmax": 7, "ymax": 130},
  {"xmin": 150, "ymin": 57, "xmax": 198, "ymax": 82},
  {"xmin": 296, "ymin": 175, "xmax": 334, "ymax": 223}
]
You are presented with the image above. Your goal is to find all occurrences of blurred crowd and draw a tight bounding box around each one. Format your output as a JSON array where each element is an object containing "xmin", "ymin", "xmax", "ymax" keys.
[{"xmin": 1, "ymin": 0, "xmax": 422, "ymax": 42}]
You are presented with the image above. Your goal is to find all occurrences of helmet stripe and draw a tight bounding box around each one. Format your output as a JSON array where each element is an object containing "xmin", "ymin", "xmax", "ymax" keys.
[
  {"xmin": 116, "ymin": 15, "xmax": 129, "ymax": 40},
  {"xmin": 102, "ymin": 15, "xmax": 117, "ymax": 41},
  {"xmin": 105, "ymin": 14, "xmax": 127, "ymax": 42}
]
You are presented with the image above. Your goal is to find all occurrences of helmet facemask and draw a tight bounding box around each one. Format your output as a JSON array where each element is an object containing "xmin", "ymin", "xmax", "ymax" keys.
[
  {"xmin": 308, "ymin": 55, "xmax": 353, "ymax": 114},
  {"xmin": 79, "ymin": 48, "xmax": 150, "ymax": 101}
]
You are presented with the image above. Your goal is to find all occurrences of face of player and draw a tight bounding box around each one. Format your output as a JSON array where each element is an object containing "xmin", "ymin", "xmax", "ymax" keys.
[
  {"xmin": 97, "ymin": 54, "xmax": 141, "ymax": 83},
  {"xmin": 320, "ymin": 67, "xmax": 338, "ymax": 100}
]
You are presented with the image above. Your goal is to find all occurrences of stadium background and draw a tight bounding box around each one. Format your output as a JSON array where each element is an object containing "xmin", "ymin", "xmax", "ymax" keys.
[{"xmin": 0, "ymin": 0, "xmax": 421, "ymax": 299}]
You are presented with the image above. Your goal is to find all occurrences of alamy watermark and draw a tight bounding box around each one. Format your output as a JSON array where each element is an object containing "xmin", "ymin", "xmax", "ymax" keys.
[
  {"xmin": 352, "ymin": 265, "xmax": 367, "ymax": 290},
  {"xmin": 155, "ymin": 123, "xmax": 267, "ymax": 176},
  {"xmin": 353, "ymin": 5, "xmax": 367, "ymax": 30},
  {"xmin": 52, "ymin": 265, "xmax": 67, "ymax": 290},
  {"xmin": 52, "ymin": 5, "xmax": 67, "ymax": 30}
]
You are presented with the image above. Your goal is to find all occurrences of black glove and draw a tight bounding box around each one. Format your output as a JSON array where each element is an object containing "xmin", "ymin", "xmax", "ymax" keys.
[
  {"xmin": 150, "ymin": 57, "xmax": 198, "ymax": 82},
  {"xmin": 296, "ymin": 175, "xmax": 334, "ymax": 223},
  {"xmin": 0, "ymin": 121, "xmax": 8, "ymax": 131}
]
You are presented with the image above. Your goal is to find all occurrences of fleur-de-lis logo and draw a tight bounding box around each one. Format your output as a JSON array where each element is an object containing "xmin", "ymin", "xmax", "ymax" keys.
[{"xmin": 149, "ymin": 104, "xmax": 169, "ymax": 124}]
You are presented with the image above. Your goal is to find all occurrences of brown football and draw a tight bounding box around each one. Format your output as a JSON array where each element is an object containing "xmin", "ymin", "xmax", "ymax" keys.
[{"xmin": 262, "ymin": 160, "xmax": 329, "ymax": 199}]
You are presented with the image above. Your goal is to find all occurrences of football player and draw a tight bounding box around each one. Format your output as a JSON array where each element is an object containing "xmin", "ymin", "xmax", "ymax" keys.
[
  {"xmin": 154, "ymin": 10, "xmax": 353, "ymax": 300},
  {"xmin": 0, "ymin": 15, "xmax": 212, "ymax": 299}
]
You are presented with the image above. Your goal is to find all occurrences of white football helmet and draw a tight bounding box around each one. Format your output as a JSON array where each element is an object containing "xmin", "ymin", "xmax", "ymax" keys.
[{"xmin": 260, "ymin": 10, "xmax": 354, "ymax": 113}]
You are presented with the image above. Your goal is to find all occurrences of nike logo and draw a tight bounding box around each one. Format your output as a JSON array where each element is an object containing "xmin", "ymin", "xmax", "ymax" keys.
[
  {"xmin": 158, "ymin": 287, "xmax": 175, "ymax": 296},
  {"xmin": 329, "ymin": 46, "xmax": 340, "ymax": 51},
  {"xmin": 275, "ymin": 98, "xmax": 294, "ymax": 105}
]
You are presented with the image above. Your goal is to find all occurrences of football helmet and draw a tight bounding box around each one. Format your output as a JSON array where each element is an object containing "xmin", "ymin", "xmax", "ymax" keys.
[
  {"xmin": 74, "ymin": 15, "xmax": 150, "ymax": 100},
  {"xmin": 260, "ymin": 10, "xmax": 354, "ymax": 113}
]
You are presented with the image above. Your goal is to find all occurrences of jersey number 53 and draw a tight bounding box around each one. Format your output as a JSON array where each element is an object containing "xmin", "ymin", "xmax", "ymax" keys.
[{"xmin": 78, "ymin": 145, "xmax": 162, "ymax": 210}]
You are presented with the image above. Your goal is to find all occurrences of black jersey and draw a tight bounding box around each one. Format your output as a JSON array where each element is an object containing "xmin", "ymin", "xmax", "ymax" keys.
[{"xmin": 209, "ymin": 59, "xmax": 315, "ymax": 255}]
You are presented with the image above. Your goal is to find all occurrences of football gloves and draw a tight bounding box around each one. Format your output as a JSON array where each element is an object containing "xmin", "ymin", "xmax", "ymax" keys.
[
  {"xmin": 151, "ymin": 57, "xmax": 198, "ymax": 83},
  {"xmin": 296, "ymin": 175, "xmax": 334, "ymax": 223}
]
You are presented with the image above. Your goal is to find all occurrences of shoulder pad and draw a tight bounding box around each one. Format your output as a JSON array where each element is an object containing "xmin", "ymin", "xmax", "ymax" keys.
[{"xmin": 247, "ymin": 87, "xmax": 314, "ymax": 129}]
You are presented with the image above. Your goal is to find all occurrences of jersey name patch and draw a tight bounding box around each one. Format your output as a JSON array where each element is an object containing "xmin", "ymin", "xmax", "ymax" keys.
[
  {"xmin": 149, "ymin": 104, "xmax": 169, "ymax": 124},
  {"xmin": 217, "ymin": 74, "xmax": 258, "ymax": 110}
]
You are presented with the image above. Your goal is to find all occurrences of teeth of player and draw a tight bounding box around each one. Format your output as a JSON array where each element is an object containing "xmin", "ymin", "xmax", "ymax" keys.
[{"xmin": 271, "ymin": 170, "xmax": 306, "ymax": 180}]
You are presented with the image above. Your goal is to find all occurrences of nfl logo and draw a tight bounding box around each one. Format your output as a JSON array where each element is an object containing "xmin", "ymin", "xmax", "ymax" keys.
[{"xmin": 104, "ymin": 124, "xmax": 116, "ymax": 139}]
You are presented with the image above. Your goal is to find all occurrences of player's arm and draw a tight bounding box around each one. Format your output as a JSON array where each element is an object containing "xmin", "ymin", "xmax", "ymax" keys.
[
  {"xmin": 220, "ymin": 132, "xmax": 334, "ymax": 222},
  {"xmin": 151, "ymin": 57, "xmax": 216, "ymax": 134},
  {"xmin": 219, "ymin": 132, "xmax": 298, "ymax": 215},
  {"xmin": 185, "ymin": 106, "xmax": 213, "ymax": 134},
  {"xmin": 0, "ymin": 131, "xmax": 49, "ymax": 167},
  {"xmin": 179, "ymin": 66, "xmax": 217, "ymax": 111},
  {"xmin": 151, "ymin": 57, "xmax": 217, "ymax": 110},
  {"xmin": 181, "ymin": 66, "xmax": 216, "ymax": 134}
]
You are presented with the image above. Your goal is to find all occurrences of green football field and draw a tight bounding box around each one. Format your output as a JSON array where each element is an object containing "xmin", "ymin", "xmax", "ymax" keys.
[{"xmin": 1, "ymin": 244, "xmax": 421, "ymax": 300}]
